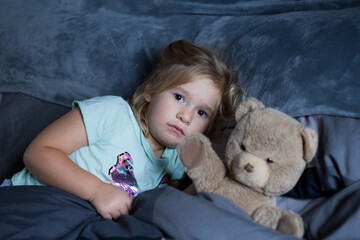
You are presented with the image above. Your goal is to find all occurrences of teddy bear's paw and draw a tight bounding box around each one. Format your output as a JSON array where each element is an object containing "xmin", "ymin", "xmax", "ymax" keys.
[
  {"xmin": 178, "ymin": 133, "xmax": 226, "ymax": 193},
  {"xmin": 252, "ymin": 205, "xmax": 281, "ymax": 230},
  {"xmin": 178, "ymin": 133, "xmax": 211, "ymax": 170},
  {"xmin": 277, "ymin": 210, "xmax": 304, "ymax": 238},
  {"xmin": 252, "ymin": 206, "xmax": 304, "ymax": 238}
]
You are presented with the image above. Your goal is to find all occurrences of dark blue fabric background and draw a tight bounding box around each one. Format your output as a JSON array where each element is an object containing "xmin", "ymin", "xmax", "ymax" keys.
[
  {"xmin": 1, "ymin": 2, "xmax": 360, "ymax": 238},
  {"xmin": 1, "ymin": 0, "xmax": 359, "ymax": 118}
]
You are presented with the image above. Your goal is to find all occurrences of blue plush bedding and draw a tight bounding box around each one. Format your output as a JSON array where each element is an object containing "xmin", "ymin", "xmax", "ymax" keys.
[
  {"xmin": 0, "ymin": 0, "xmax": 359, "ymax": 117},
  {"xmin": 1, "ymin": 0, "xmax": 360, "ymax": 239}
]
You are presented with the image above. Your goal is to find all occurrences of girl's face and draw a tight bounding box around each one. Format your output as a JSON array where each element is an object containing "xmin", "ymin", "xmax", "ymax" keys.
[{"xmin": 145, "ymin": 77, "xmax": 221, "ymax": 152}]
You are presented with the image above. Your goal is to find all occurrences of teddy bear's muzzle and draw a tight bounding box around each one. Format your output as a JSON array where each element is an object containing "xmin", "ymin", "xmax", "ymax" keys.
[{"xmin": 232, "ymin": 152, "xmax": 271, "ymax": 189}]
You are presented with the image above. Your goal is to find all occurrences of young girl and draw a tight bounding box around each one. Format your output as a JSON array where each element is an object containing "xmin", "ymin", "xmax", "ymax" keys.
[{"xmin": 6, "ymin": 40, "xmax": 242, "ymax": 220}]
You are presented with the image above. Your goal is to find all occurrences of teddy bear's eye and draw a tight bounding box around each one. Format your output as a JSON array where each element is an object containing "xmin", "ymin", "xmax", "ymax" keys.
[
  {"xmin": 266, "ymin": 157, "xmax": 273, "ymax": 163},
  {"xmin": 240, "ymin": 144, "xmax": 246, "ymax": 151}
]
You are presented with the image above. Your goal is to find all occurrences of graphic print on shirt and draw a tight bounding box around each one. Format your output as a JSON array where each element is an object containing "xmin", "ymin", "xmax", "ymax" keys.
[
  {"xmin": 157, "ymin": 173, "xmax": 171, "ymax": 188},
  {"xmin": 108, "ymin": 152, "xmax": 139, "ymax": 197}
]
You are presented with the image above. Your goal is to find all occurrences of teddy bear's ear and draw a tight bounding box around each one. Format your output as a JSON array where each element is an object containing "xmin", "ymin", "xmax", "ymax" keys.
[
  {"xmin": 300, "ymin": 126, "xmax": 318, "ymax": 163},
  {"xmin": 235, "ymin": 98, "xmax": 265, "ymax": 122}
]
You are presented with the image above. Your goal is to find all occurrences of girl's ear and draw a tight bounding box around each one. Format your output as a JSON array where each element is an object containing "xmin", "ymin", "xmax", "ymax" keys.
[
  {"xmin": 144, "ymin": 93, "xmax": 152, "ymax": 102},
  {"xmin": 144, "ymin": 82, "xmax": 152, "ymax": 102}
]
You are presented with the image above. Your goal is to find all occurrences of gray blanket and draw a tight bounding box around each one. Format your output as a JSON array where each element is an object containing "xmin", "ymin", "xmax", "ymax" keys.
[{"xmin": 1, "ymin": 185, "xmax": 360, "ymax": 239}]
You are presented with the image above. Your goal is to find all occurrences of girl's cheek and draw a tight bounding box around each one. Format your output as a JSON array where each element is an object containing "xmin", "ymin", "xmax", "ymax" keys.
[{"xmin": 194, "ymin": 121, "xmax": 209, "ymax": 134}]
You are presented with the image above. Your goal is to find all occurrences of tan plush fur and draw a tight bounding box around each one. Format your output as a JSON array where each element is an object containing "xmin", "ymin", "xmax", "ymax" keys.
[{"xmin": 178, "ymin": 98, "xmax": 318, "ymax": 238}]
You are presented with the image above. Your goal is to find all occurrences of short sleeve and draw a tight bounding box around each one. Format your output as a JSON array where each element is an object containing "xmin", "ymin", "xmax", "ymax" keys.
[{"xmin": 73, "ymin": 96, "xmax": 130, "ymax": 145}]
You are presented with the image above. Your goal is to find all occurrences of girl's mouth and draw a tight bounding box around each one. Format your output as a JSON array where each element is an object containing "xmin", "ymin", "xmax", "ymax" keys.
[{"xmin": 168, "ymin": 124, "xmax": 184, "ymax": 136}]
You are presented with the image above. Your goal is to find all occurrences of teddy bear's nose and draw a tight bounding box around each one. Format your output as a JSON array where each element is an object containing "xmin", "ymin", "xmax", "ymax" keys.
[{"xmin": 244, "ymin": 163, "xmax": 254, "ymax": 173}]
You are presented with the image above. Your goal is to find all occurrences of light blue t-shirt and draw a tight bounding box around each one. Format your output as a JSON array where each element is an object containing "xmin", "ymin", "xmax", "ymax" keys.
[{"xmin": 12, "ymin": 96, "xmax": 184, "ymax": 194}]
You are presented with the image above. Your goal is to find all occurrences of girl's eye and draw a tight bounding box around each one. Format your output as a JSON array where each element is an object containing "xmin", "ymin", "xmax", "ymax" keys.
[
  {"xmin": 197, "ymin": 110, "xmax": 207, "ymax": 118},
  {"xmin": 174, "ymin": 94, "xmax": 184, "ymax": 102}
]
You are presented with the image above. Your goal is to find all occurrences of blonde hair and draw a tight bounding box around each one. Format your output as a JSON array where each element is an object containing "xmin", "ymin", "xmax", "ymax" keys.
[{"xmin": 128, "ymin": 40, "xmax": 243, "ymax": 137}]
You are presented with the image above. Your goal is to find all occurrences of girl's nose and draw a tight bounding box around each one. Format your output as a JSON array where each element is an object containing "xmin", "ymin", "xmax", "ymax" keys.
[{"xmin": 177, "ymin": 108, "xmax": 193, "ymax": 125}]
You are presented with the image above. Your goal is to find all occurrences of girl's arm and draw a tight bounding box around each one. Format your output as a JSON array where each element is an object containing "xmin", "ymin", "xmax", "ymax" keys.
[{"xmin": 23, "ymin": 107, "xmax": 133, "ymax": 219}]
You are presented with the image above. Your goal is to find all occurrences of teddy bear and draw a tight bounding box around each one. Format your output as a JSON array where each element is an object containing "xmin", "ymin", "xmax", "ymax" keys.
[{"xmin": 177, "ymin": 98, "xmax": 318, "ymax": 238}]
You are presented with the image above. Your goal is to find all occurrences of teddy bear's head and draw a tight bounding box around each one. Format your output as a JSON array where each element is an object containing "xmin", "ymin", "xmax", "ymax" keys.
[{"xmin": 225, "ymin": 98, "xmax": 318, "ymax": 196}]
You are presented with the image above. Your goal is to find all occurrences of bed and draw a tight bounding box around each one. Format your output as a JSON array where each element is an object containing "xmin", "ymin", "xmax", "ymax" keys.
[{"xmin": 1, "ymin": 0, "xmax": 360, "ymax": 239}]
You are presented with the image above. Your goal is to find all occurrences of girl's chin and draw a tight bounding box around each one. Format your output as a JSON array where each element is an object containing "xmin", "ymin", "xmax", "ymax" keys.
[
  {"xmin": 164, "ymin": 141, "xmax": 180, "ymax": 149},
  {"xmin": 162, "ymin": 137, "xmax": 184, "ymax": 149}
]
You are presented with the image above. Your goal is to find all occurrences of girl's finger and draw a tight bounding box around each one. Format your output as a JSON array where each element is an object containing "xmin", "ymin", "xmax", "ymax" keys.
[{"xmin": 100, "ymin": 210, "xmax": 112, "ymax": 220}]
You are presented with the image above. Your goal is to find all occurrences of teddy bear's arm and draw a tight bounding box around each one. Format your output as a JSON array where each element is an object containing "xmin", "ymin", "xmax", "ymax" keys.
[
  {"xmin": 252, "ymin": 205, "xmax": 304, "ymax": 238},
  {"xmin": 178, "ymin": 133, "xmax": 226, "ymax": 193}
]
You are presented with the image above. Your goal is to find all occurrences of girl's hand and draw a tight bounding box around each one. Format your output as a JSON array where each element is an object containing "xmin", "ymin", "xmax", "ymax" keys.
[{"xmin": 89, "ymin": 182, "xmax": 134, "ymax": 220}]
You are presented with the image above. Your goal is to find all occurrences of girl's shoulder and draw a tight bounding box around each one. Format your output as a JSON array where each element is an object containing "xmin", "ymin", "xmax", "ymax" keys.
[
  {"xmin": 74, "ymin": 95, "xmax": 134, "ymax": 125},
  {"xmin": 74, "ymin": 95, "xmax": 130, "ymax": 113},
  {"xmin": 74, "ymin": 96, "xmax": 138, "ymax": 143},
  {"xmin": 75, "ymin": 95, "xmax": 127, "ymax": 106}
]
